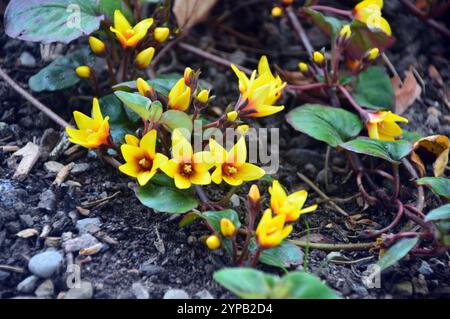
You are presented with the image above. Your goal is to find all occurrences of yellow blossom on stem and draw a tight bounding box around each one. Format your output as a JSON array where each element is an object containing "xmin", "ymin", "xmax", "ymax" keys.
[
  {"xmin": 66, "ymin": 98, "xmax": 110, "ymax": 149},
  {"xmin": 231, "ymin": 56, "xmax": 286, "ymax": 118},
  {"xmin": 271, "ymin": 6, "xmax": 283, "ymax": 17},
  {"xmin": 75, "ymin": 66, "xmax": 92, "ymax": 79},
  {"xmin": 366, "ymin": 111, "xmax": 409, "ymax": 141},
  {"xmin": 154, "ymin": 27, "xmax": 170, "ymax": 42},
  {"xmin": 354, "ymin": 0, "xmax": 392, "ymax": 36},
  {"xmin": 206, "ymin": 235, "xmax": 221, "ymax": 250},
  {"xmin": 313, "ymin": 51, "xmax": 325, "ymax": 65},
  {"xmin": 226, "ymin": 111, "xmax": 238, "ymax": 121},
  {"xmin": 196, "ymin": 89, "xmax": 209, "ymax": 103},
  {"xmin": 136, "ymin": 78, "xmax": 153, "ymax": 97},
  {"xmin": 160, "ymin": 129, "xmax": 214, "ymax": 189},
  {"xmin": 269, "ymin": 180, "xmax": 318, "ymax": 222},
  {"xmin": 88, "ymin": 36, "xmax": 106, "ymax": 55},
  {"xmin": 209, "ymin": 137, "xmax": 265, "ymax": 186},
  {"xmin": 256, "ymin": 209, "xmax": 293, "ymax": 249},
  {"xmin": 220, "ymin": 218, "xmax": 236, "ymax": 238},
  {"xmin": 366, "ymin": 48, "xmax": 380, "ymax": 61},
  {"xmin": 110, "ymin": 10, "xmax": 153, "ymax": 49},
  {"xmin": 135, "ymin": 47, "xmax": 155, "ymax": 69},
  {"xmin": 248, "ymin": 184, "xmax": 261, "ymax": 204},
  {"xmin": 236, "ymin": 125, "xmax": 249, "ymax": 135},
  {"xmin": 168, "ymin": 71, "xmax": 192, "ymax": 111},
  {"xmin": 298, "ymin": 62, "xmax": 309, "ymax": 74},
  {"xmin": 119, "ymin": 130, "xmax": 168, "ymax": 186},
  {"xmin": 339, "ymin": 24, "xmax": 352, "ymax": 40}
]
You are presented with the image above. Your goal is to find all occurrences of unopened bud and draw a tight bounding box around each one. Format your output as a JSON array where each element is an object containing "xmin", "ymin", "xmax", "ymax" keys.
[
  {"xmin": 220, "ymin": 218, "xmax": 236, "ymax": 238},
  {"xmin": 135, "ymin": 47, "xmax": 155, "ymax": 69},
  {"xmin": 367, "ymin": 48, "xmax": 380, "ymax": 61},
  {"xmin": 339, "ymin": 25, "xmax": 351, "ymax": 41},
  {"xmin": 313, "ymin": 51, "xmax": 325, "ymax": 66},
  {"xmin": 236, "ymin": 125, "xmax": 249, "ymax": 135},
  {"xmin": 226, "ymin": 111, "xmax": 238, "ymax": 121},
  {"xmin": 271, "ymin": 6, "xmax": 283, "ymax": 17},
  {"xmin": 196, "ymin": 89, "xmax": 209, "ymax": 104},
  {"xmin": 75, "ymin": 66, "xmax": 92, "ymax": 79},
  {"xmin": 88, "ymin": 36, "xmax": 106, "ymax": 56},
  {"xmin": 206, "ymin": 235, "xmax": 221, "ymax": 250},
  {"xmin": 154, "ymin": 27, "xmax": 170, "ymax": 43},
  {"xmin": 298, "ymin": 62, "xmax": 309, "ymax": 74},
  {"xmin": 248, "ymin": 184, "xmax": 261, "ymax": 204}
]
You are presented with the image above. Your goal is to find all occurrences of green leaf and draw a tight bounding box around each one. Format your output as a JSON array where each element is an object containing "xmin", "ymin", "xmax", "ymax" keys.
[
  {"xmin": 377, "ymin": 237, "xmax": 419, "ymax": 271},
  {"xmin": 99, "ymin": 0, "xmax": 134, "ymax": 23},
  {"xmin": 259, "ymin": 241, "xmax": 304, "ymax": 269},
  {"xmin": 151, "ymin": 173, "xmax": 176, "ymax": 187},
  {"xmin": 403, "ymin": 130, "xmax": 422, "ymax": 143},
  {"xmin": 98, "ymin": 94, "xmax": 135, "ymax": 144},
  {"xmin": 179, "ymin": 211, "xmax": 202, "ymax": 228},
  {"xmin": 5, "ymin": 0, "xmax": 103, "ymax": 44},
  {"xmin": 213, "ymin": 268, "xmax": 276, "ymax": 299},
  {"xmin": 160, "ymin": 110, "xmax": 193, "ymax": 134},
  {"xmin": 273, "ymin": 272, "xmax": 340, "ymax": 299},
  {"xmin": 114, "ymin": 91, "xmax": 151, "ymax": 120},
  {"xmin": 286, "ymin": 104, "xmax": 363, "ymax": 147},
  {"xmin": 136, "ymin": 183, "xmax": 198, "ymax": 214},
  {"xmin": 425, "ymin": 204, "xmax": 450, "ymax": 222},
  {"xmin": 29, "ymin": 48, "xmax": 95, "ymax": 92},
  {"xmin": 353, "ymin": 66, "xmax": 395, "ymax": 110},
  {"xmin": 340, "ymin": 138, "xmax": 412, "ymax": 163},
  {"xmin": 304, "ymin": 8, "xmax": 345, "ymax": 38},
  {"xmin": 201, "ymin": 209, "xmax": 241, "ymax": 232},
  {"xmin": 416, "ymin": 177, "xmax": 450, "ymax": 199},
  {"xmin": 113, "ymin": 73, "xmax": 181, "ymax": 96}
]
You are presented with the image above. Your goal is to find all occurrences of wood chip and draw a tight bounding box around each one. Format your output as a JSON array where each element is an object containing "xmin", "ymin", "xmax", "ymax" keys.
[
  {"xmin": 16, "ymin": 228, "xmax": 39, "ymax": 238},
  {"xmin": 79, "ymin": 243, "xmax": 103, "ymax": 256},
  {"xmin": 76, "ymin": 206, "xmax": 90, "ymax": 216},
  {"xmin": 0, "ymin": 145, "xmax": 20, "ymax": 152},
  {"xmin": 53, "ymin": 162, "xmax": 75, "ymax": 186},
  {"xmin": 11, "ymin": 142, "xmax": 40, "ymax": 180}
]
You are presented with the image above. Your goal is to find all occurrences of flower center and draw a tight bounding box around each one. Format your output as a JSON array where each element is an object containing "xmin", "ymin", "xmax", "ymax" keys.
[
  {"xmin": 181, "ymin": 163, "xmax": 193, "ymax": 177},
  {"xmin": 139, "ymin": 157, "xmax": 152, "ymax": 170},
  {"xmin": 223, "ymin": 164, "xmax": 238, "ymax": 176},
  {"xmin": 124, "ymin": 29, "xmax": 135, "ymax": 39}
]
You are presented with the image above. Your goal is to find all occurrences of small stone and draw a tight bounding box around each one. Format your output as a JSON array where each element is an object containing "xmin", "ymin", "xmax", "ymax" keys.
[
  {"xmin": 28, "ymin": 251, "xmax": 64, "ymax": 278},
  {"xmin": 139, "ymin": 263, "xmax": 163, "ymax": 276},
  {"xmin": 0, "ymin": 270, "xmax": 10, "ymax": 282},
  {"xmin": 44, "ymin": 161, "xmax": 65, "ymax": 174},
  {"xmin": 195, "ymin": 289, "xmax": 214, "ymax": 299},
  {"xmin": 35, "ymin": 279, "xmax": 54, "ymax": 298},
  {"xmin": 64, "ymin": 281, "xmax": 93, "ymax": 299},
  {"xmin": 230, "ymin": 194, "xmax": 240, "ymax": 207},
  {"xmin": 132, "ymin": 282, "xmax": 149, "ymax": 299},
  {"xmin": 76, "ymin": 218, "xmax": 102, "ymax": 234},
  {"xmin": 163, "ymin": 289, "xmax": 190, "ymax": 299},
  {"xmin": 393, "ymin": 281, "xmax": 413, "ymax": 297},
  {"xmin": 71, "ymin": 163, "xmax": 91, "ymax": 175},
  {"xmin": 19, "ymin": 52, "xmax": 37, "ymax": 67},
  {"xmin": 19, "ymin": 214, "xmax": 34, "ymax": 227},
  {"xmin": 418, "ymin": 261, "xmax": 433, "ymax": 276},
  {"xmin": 62, "ymin": 233, "xmax": 100, "ymax": 252},
  {"xmin": 17, "ymin": 275, "xmax": 39, "ymax": 293},
  {"xmin": 413, "ymin": 275, "xmax": 429, "ymax": 296},
  {"xmin": 38, "ymin": 189, "xmax": 56, "ymax": 212}
]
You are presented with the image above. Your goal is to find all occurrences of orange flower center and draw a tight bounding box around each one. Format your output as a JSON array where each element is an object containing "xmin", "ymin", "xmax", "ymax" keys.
[
  {"xmin": 223, "ymin": 164, "xmax": 238, "ymax": 176},
  {"xmin": 139, "ymin": 157, "xmax": 152, "ymax": 170},
  {"xmin": 124, "ymin": 29, "xmax": 135, "ymax": 40},
  {"xmin": 180, "ymin": 163, "xmax": 193, "ymax": 177}
]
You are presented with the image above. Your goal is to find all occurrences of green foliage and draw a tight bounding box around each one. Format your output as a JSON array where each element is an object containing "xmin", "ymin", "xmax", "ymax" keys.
[
  {"xmin": 99, "ymin": 94, "xmax": 135, "ymax": 144},
  {"xmin": 286, "ymin": 104, "xmax": 363, "ymax": 147},
  {"xmin": 416, "ymin": 177, "xmax": 450, "ymax": 199},
  {"xmin": 99, "ymin": 0, "xmax": 134, "ymax": 22},
  {"xmin": 160, "ymin": 110, "xmax": 193, "ymax": 135},
  {"xmin": 353, "ymin": 66, "xmax": 395, "ymax": 110},
  {"xmin": 202, "ymin": 209, "xmax": 242, "ymax": 231},
  {"xmin": 303, "ymin": 8, "xmax": 344, "ymax": 38},
  {"xmin": 425, "ymin": 204, "xmax": 450, "ymax": 222},
  {"xmin": 115, "ymin": 91, "xmax": 152, "ymax": 120},
  {"xmin": 340, "ymin": 138, "xmax": 412, "ymax": 163},
  {"xmin": 255, "ymin": 241, "xmax": 304, "ymax": 269},
  {"xmin": 113, "ymin": 74, "xmax": 182, "ymax": 96},
  {"xmin": 377, "ymin": 237, "xmax": 419, "ymax": 271}
]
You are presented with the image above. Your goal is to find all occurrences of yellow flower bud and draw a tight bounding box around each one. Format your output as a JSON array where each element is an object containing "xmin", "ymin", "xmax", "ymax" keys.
[
  {"xmin": 367, "ymin": 48, "xmax": 380, "ymax": 61},
  {"xmin": 236, "ymin": 125, "xmax": 249, "ymax": 135},
  {"xmin": 137, "ymin": 78, "xmax": 152, "ymax": 97},
  {"xmin": 136, "ymin": 47, "xmax": 155, "ymax": 70},
  {"xmin": 226, "ymin": 111, "xmax": 238, "ymax": 121},
  {"xmin": 184, "ymin": 67, "xmax": 193, "ymax": 83},
  {"xmin": 196, "ymin": 89, "xmax": 209, "ymax": 103},
  {"xmin": 339, "ymin": 25, "xmax": 351, "ymax": 40},
  {"xmin": 220, "ymin": 218, "xmax": 236, "ymax": 238},
  {"xmin": 75, "ymin": 66, "xmax": 92, "ymax": 79},
  {"xmin": 206, "ymin": 235, "xmax": 221, "ymax": 250},
  {"xmin": 313, "ymin": 51, "xmax": 325, "ymax": 65},
  {"xmin": 88, "ymin": 36, "xmax": 106, "ymax": 55},
  {"xmin": 248, "ymin": 184, "xmax": 261, "ymax": 204},
  {"xmin": 271, "ymin": 6, "xmax": 283, "ymax": 17},
  {"xmin": 298, "ymin": 62, "xmax": 309, "ymax": 74},
  {"xmin": 154, "ymin": 27, "xmax": 170, "ymax": 43}
]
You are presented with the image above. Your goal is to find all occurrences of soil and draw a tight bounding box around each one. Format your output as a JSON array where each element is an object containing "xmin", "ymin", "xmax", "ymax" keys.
[{"xmin": 1, "ymin": 0, "xmax": 450, "ymax": 299}]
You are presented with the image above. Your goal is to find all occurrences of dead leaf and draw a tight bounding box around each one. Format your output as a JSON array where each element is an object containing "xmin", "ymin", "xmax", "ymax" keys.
[
  {"xmin": 173, "ymin": 0, "xmax": 218, "ymax": 30},
  {"xmin": 16, "ymin": 228, "xmax": 39, "ymax": 238},
  {"xmin": 12, "ymin": 142, "xmax": 41, "ymax": 181},
  {"xmin": 392, "ymin": 69, "xmax": 422, "ymax": 115},
  {"xmin": 428, "ymin": 65, "xmax": 444, "ymax": 88},
  {"xmin": 410, "ymin": 135, "xmax": 450, "ymax": 177}
]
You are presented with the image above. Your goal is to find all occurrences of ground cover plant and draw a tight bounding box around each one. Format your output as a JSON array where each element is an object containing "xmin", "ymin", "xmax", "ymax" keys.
[{"xmin": 0, "ymin": 0, "xmax": 449, "ymax": 299}]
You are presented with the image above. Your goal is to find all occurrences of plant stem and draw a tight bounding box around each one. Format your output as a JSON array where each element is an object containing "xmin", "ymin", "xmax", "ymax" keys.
[
  {"xmin": 364, "ymin": 200, "xmax": 404, "ymax": 238},
  {"xmin": 286, "ymin": 82, "xmax": 326, "ymax": 91},
  {"xmin": 251, "ymin": 246, "xmax": 263, "ymax": 267},
  {"xmin": 392, "ymin": 163, "xmax": 400, "ymax": 200},
  {"xmin": 289, "ymin": 240, "xmax": 376, "ymax": 251},
  {"xmin": 306, "ymin": 5, "xmax": 353, "ymax": 18},
  {"xmin": 337, "ymin": 84, "xmax": 369, "ymax": 121},
  {"xmin": 214, "ymin": 186, "xmax": 238, "ymax": 206},
  {"xmin": 401, "ymin": 158, "xmax": 425, "ymax": 211},
  {"xmin": 286, "ymin": 6, "xmax": 314, "ymax": 57}
]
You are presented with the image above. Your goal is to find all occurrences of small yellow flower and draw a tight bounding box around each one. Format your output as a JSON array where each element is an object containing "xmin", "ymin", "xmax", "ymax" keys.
[
  {"xmin": 136, "ymin": 78, "xmax": 152, "ymax": 97},
  {"xmin": 88, "ymin": 36, "xmax": 106, "ymax": 55},
  {"xmin": 119, "ymin": 130, "xmax": 168, "ymax": 186},
  {"xmin": 354, "ymin": 0, "xmax": 392, "ymax": 36},
  {"xmin": 206, "ymin": 235, "xmax": 221, "ymax": 250},
  {"xmin": 236, "ymin": 125, "xmax": 249, "ymax": 135},
  {"xmin": 226, "ymin": 111, "xmax": 238, "ymax": 121},
  {"xmin": 256, "ymin": 209, "xmax": 293, "ymax": 249},
  {"xmin": 366, "ymin": 48, "xmax": 380, "ymax": 61},
  {"xmin": 231, "ymin": 56, "xmax": 286, "ymax": 118},
  {"xmin": 248, "ymin": 184, "xmax": 261, "ymax": 203},
  {"xmin": 66, "ymin": 98, "xmax": 110, "ymax": 149},
  {"xmin": 209, "ymin": 137, "xmax": 265, "ymax": 186},
  {"xmin": 313, "ymin": 51, "xmax": 325, "ymax": 65},
  {"xmin": 160, "ymin": 129, "xmax": 214, "ymax": 189},
  {"xmin": 366, "ymin": 111, "xmax": 409, "ymax": 141},
  {"xmin": 135, "ymin": 47, "xmax": 155, "ymax": 69},
  {"xmin": 75, "ymin": 66, "xmax": 92, "ymax": 79},
  {"xmin": 168, "ymin": 70, "xmax": 192, "ymax": 111},
  {"xmin": 220, "ymin": 218, "xmax": 236, "ymax": 238},
  {"xmin": 196, "ymin": 89, "xmax": 209, "ymax": 103},
  {"xmin": 271, "ymin": 6, "xmax": 283, "ymax": 17},
  {"xmin": 110, "ymin": 10, "xmax": 153, "ymax": 49},
  {"xmin": 298, "ymin": 62, "xmax": 309, "ymax": 74},
  {"xmin": 339, "ymin": 24, "xmax": 352, "ymax": 40},
  {"xmin": 269, "ymin": 180, "xmax": 318, "ymax": 222},
  {"xmin": 154, "ymin": 27, "xmax": 170, "ymax": 43}
]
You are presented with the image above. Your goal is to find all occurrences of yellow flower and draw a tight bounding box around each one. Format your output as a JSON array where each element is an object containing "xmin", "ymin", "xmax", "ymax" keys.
[
  {"xmin": 196, "ymin": 89, "xmax": 209, "ymax": 103},
  {"xmin": 298, "ymin": 62, "xmax": 309, "ymax": 74},
  {"xmin": 206, "ymin": 235, "xmax": 221, "ymax": 250},
  {"xmin": 226, "ymin": 111, "xmax": 238, "ymax": 121},
  {"xmin": 137, "ymin": 78, "xmax": 152, "ymax": 97},
  {"xmin": 236, "ymin": 125, "xmax": 249, "ymax": 135},
  {"xmin": 66, "ymin": 98, "xmax": 110, "ymax": 149},
  {"xmin": 75, "ymin": 66, "xmax": 91, "ymax": 79},
  {"xmin": 209, "ymin": 137, "xmax": 265, "ymax": 186},
  {"xmin": 168, "ymin": 71, "xmax": 192, "ymax": 111},
  {"xmin": 354, "ymin": 0, "xmax": 392, "ymax": 36},
  {"xmin": 119, "ymin": 130, "xmax": 168, "ymax": 186},
  {"xmin": 154, "ymin": 27, "xmax": 170, "ymax": 42},
  {"xmin": 366, "ymin": 48, "xmax": 380, "ymax": 61},
  {"xmin": 269, "ymin": 180, "xmax": 318, "ymax": 222},
  {"xmin": 256, "ymin": 209, "xmax": 293, "ymax": 249},
  {"xmin": 271, "ymin": 6, "xmax": 283, "ymax": 17},
  {"xmin": 110, "ymin": 10, "xmax": 153, "ymax": 49},
  {"xmin": 88, "ymin": 36, "xmax": 106, "ymax": 55},
  {"xmin": 135, "ymin": 47, "xmax": 155, "ymax": 69},
  {"xmin": 366, "ymin": 111, "xmax": 409, "ymax": 141},
  {"xmin": 220, "ymin": 218, "xmax": 236, "ymax": 238},
  {"xmin": 313, "ymin": 51, "xmax": 325, "ymax": 65},
  {"xmin": 160, "ymin": 129, "xmax": 214, "ymax": 189},
  {"xmin": 339, "ymin": 24, "xmax": 352, "ymax": 40},
  {"xmin": 248, "ymin": 184, "xmax": 261, "ymax": 203},
  {"xmin": 231, "ymin": 56, "xmax": 286, "ymax": 118}
]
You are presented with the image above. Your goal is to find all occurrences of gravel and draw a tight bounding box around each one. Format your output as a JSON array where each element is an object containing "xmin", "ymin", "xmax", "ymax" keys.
[
  {"xmin": 28, "ymin": 251, "xmax": 63, "ymax": 278},
  {"xmin": 17, "ymin": 275, "xmax": 39, "ymax": 293},
  {"xmin": 163, "ymin": 289, "xmax": 190, "ymax": 299}
]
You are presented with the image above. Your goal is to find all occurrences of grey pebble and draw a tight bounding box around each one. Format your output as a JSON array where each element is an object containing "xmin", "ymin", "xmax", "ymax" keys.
[
  {"xmin": 195, "ymin": 289, "xmax": 214, "ymax": 299},
  {"xmin": 132, "ymin": 282, "xmax": 149, "ymax": 299},
  {"xmin": 62, "ymin": 233, "xmax": 100, "ymax": 252},
  {"xmin": 19, "ymin": 52, "xmax": 37, "ymax": 67},
  {"xmin": 64, "ymin": 281, "xmax": 93, "ymax": 299},
  {"xmin": 35, "ymin": 279, "xmax": 54, "ymax": 298},
  {"xmin": 28, "ymin": 251, "xmax": 63, "ymax": 278},
  {"xmin": 17, "ymin": 275, "xmax": 39, "ymax": 293},
  {"xmin": 163, "ymin": 289, "xmax": 190, "ymax": 299},
  {"xmin": 76, "ymin": 218, "xmax": 102, "ymax": 234},
  {"xmin": 418, "ymin": 261, "xmax": 433, "ymax": 276}
]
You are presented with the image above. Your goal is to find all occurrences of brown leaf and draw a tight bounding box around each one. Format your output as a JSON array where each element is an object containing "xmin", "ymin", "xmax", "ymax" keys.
[
  {"xmin": 428, "ymin": 65, "xmax": 444, "ymax": 87},
  {"xmin": 173, "ymin": 0, "xmax": 218, "ymax": 30},
  {"xmin": 410, "ymin": 135, "xmax": 450, "ymax": 177},
  {"xmin": 392, "ymin": 69, "xmax": 422, "ymax": 115}
]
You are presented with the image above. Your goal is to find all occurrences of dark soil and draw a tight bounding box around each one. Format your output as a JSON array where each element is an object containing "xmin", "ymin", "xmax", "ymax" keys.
[{"xmin": 1, "ymin": 0, "xmax": 450, "ymax": 299}]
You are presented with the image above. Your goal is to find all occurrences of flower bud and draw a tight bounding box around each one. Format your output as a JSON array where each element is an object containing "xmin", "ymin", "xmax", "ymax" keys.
[
  {"xmin": 339, "ymin": 25, "xmax": 351, "ymax": 41},
  {"xmin": 367, "ymin": 48, "xmax": 380, "ymax": 61},
  {"xmin": 75, "ymin": 66, "xmax": 92, "ymax": 79},
  {"xmin": 88, "ymin": 36, "xmax": 106, "ymax": 56},
  {"xmin": 226, "ymin": 111, "xmax": 238, "ymax": 121},
  {"xmin": 248, "ymin": 184, "xmax": 261, "ymax": 204},
  {"xmin": 154, "ymin": 27, "xmax": 170, "ymax": 43},
  {"xmin": 196, "ymin": 89, "xmax": 209, "ymax": 104},
  {"xmin": 206, "ymin": 235, "xmax": 221, "ymax": 250},
  {"xmin": 184, "ymin": 67, "xmax": 193, "ymax": 84},
  {"xmin": 220, "ymin": 218, "xmax": 236, "ymax": 238},
  {"xmin": 298, "ymin": 62, "xmax": 309, "ymax": 74},
  {"xmin": 137, "ymin": 78, "xmax": 151, "ymax": 97},
  {"xmin": 313, "ymin": 51, "xmax": 325, "ymax": 66},
  {"xmin": 236, "ymin": 125, "xmax": 249, "ymax": 135},
  {"xmin": 135, "ymin": 47, "xmax": 155, "ymax": 69},
  {"xmin": 271, "ymin": 6, "xmax": 282, "ymax": 17}
]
